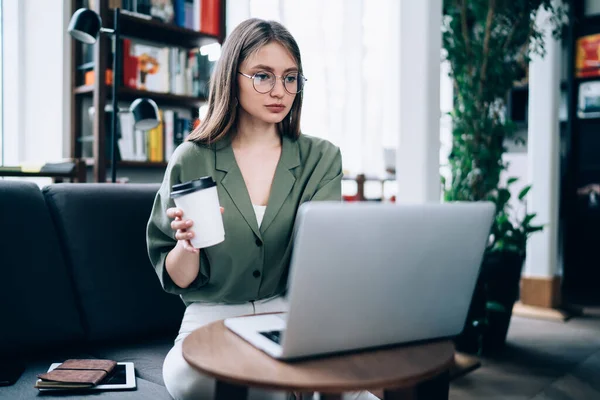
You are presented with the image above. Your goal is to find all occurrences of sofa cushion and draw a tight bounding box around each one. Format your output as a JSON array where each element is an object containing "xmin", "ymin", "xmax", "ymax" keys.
[
  {"xmin": 43, "ymin": 183, "xmax": 185, "ymax": 344},
  {"xmin": 0, "ymin": 180, "xmax": 85, "ymax": 358}
]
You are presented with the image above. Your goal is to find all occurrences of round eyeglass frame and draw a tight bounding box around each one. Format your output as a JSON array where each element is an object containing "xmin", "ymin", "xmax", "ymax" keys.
[{"xmin": 238, "ymin": 71, "xmax": 307, "ymax": 94}]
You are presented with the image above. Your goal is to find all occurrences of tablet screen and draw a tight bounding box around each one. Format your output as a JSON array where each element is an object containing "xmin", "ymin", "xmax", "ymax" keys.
[{"xmin": 102, "ymin": 364, "xmax": 127, "ymax": 385}]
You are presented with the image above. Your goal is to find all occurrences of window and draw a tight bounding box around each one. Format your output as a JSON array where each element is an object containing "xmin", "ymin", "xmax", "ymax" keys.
[
  {"xmin": 2, "ymin": 0, "xmax": 17, "ymax": 167},
  {"xmin": 247, "ymin": 1, "xmax": 452, "ymax": 201},
  {"xmin": 248, "ymin": 0, "xmax": 396, "ymax": 177}
]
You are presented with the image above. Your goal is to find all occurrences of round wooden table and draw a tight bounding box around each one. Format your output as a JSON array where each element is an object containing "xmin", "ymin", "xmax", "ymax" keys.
[{"xmin": 182, "ymin": 317, "xmax": 455, "ymax": 400}]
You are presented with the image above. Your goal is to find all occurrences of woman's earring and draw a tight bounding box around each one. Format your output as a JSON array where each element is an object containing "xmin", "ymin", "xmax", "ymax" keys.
[{"xmin": 234, "ymin": 98, "xmax": 239, "ymax": 107}]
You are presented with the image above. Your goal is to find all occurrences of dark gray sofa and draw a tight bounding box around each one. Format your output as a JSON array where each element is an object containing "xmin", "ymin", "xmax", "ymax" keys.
[{"xmin": 0, "ymin": 180, "xmax": 185, "ymax": 399}]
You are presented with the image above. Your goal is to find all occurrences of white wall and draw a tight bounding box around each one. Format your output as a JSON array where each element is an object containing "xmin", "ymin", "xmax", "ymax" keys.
[
  {"xmin": 3, "ymin": 0, "xmax": 24, "ymax": 165},
  {"xmin": 524, "ymin": 6, "xmax": 562, "ymax": 278},
  {"xmin": 396, "ymin": 0, "xmax": 442, "ymax": 204},
  {"xmin": 500, "ymin": 153, "xmax": 529, "ymax": 220},
  {"xmin": 226, "ymin": 0, "xmax": 251, "ymax": 35},
  {"xmin": 3, "ymin": 0, "xmax": 71, "ymax": 167}
]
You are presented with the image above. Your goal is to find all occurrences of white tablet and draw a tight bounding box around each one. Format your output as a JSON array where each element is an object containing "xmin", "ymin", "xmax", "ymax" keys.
[{"xmin": 37, "ymin": 362, "xmax": 136, "ymax": 391}]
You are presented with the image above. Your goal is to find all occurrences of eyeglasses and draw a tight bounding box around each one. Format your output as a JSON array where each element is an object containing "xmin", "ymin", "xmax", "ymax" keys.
[{"xmin": 238, "ymin": 71, "xmax": 307, "ymax": 94}]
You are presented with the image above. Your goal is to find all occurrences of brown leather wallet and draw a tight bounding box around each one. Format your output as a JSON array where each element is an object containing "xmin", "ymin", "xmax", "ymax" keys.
[{"xmin": 36, "ymin": 359, "xmax": 117, "ymax": 389}]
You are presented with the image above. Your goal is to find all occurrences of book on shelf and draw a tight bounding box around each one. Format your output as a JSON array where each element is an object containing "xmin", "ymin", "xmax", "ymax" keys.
[
  {"xmin": 199, "ymin": 0, "xmax": 221, "ymax": 36},
  {"xmin": 130, "ymin": 41, "xmax": 170, "ymax": 93},
  {"xmin": 164, "ymin": 109, "xmax": 176, "ymax": 160},
  {"xmin": 577, "ymin": 81, "xmax": 600, "ymax": 119},
  {"xmin": 82, "ymin": 107, "xmax": 123, "ymax": 162},
  {"xmin": 107, "ymin": 0, "xmax": 222, "ymax": 37},
  {"xmin": 147, "ymin": 109, "xmax": 164, "ymax": 162},
  {"xmin": 576, "ymin": 33, "xmax": 600, "ymax": 78},
  {"xmin": 183, "ymin": 0, "xmax": 194, "ymax": 30},
  {"xmin": 118, "ymin": 106, "xmax": 193, "ymax": 163},
  {"xmin": 182, "ymin": 0, "xmax": 221, "ymax": 35},
  {"xmin": 150, "ymin": 0, "xmax": 175, "ymax": 23},
  {"xmin": 112, "ymin": 0, "xmax": 152, "ymax": 18},
  {"xmin": 121, "ymin": 38, "xmax": 216, "ymax": 98},
  {"xmin": 118, "ymin": 112, "xmax": 137, "ymax": 161}
]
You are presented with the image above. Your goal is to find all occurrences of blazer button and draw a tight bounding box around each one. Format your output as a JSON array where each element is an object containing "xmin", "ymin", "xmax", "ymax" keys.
[
  {"xmin": 255, "ymin": 239, "xmax": 263, "ymax": 247},
  {"xmin": 253, "ymin": 270, "xmax": 261, "ymax": 278}
]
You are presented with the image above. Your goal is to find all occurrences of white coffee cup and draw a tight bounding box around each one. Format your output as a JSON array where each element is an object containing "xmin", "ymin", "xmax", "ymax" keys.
[{"xmin": 170, "ymin": 177, "xmax": 225, "ymax": 248}]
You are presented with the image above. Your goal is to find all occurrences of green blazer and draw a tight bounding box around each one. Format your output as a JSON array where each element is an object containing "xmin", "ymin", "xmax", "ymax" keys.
[{"xmin": 146, "ymin": 134, "xmax": 342, "ymax": 305}]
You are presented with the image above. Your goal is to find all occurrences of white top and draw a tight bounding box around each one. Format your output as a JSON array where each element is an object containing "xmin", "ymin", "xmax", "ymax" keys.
[{"xmin": 253, "ymin": 204, "xmax": 267, "ymax": 227}]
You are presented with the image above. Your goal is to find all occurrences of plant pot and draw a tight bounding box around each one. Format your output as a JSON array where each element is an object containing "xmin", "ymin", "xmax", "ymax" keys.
[
  {"xmin": 454, "ymin": 270, "xmax": 487, "ymax": 354},
  {"xmin": 480, "ymin": 251, "xmax": 524, "ymax": 355},
  {"xmin": 455, "ymin": 251, "xmax": 525, "ymax": 356}
]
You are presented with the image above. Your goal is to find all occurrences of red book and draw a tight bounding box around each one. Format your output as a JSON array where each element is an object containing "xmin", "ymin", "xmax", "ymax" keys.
[
  {"xmin": 200, "ymin": 0, "xmax": 221, "ymax": 37},
  {"xmin": 122, "ymin": 39, "xmax": 138, "ymax": 89}
]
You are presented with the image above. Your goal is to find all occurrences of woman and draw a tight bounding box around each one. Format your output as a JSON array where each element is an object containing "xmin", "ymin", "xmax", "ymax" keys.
[{"xmin": 146, "ymin": 18, "xmax": 342, "ymax": 400}]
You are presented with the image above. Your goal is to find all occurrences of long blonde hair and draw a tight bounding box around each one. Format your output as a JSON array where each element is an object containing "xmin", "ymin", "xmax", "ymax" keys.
[{"xmin": 187, "ymin": 18, "xmax": 304, "ymax": 144}]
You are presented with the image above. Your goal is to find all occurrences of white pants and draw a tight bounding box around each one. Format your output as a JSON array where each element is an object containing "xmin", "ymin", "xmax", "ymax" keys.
[
  {"xmin": 163, "ymin": 296, "xmax": 378, "ymax": 400},
  {"xmin": 163, "ymin": 296, "xmax": 291, "ymax": 400}
]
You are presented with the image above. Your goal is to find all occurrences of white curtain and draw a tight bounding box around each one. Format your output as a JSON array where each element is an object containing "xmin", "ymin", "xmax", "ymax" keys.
[
  {"xmin": 237, "ymin": 0, "xmax": 453, "ymax": 201},
  {"xmin": 247, "ymin": 0, "xmax": 399, "ymax": 177}
]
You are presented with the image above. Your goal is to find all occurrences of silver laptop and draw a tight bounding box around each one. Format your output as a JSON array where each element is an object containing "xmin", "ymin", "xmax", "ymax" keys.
[{"xmin": 225, "ymin": 201, "xmax": 495, "ymax": 360}]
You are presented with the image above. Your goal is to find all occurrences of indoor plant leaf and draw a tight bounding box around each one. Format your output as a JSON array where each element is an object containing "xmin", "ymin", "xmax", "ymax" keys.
[
  {"xmin": 441, "ymin": 0, "xmax": 566, "ymax": 356},
  {"xmin": 518, "ymin": 185, "xmax": 532, "ymax": 200},
  {"xmin": 486, "ymin": 301, "xmax": 508, "ymax": 314}
]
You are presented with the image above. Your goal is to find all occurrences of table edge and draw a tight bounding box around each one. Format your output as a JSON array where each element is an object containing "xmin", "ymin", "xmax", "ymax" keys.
[{"xmin": 182, "ymin": 329, "xmax": 456, "ymax": 392}]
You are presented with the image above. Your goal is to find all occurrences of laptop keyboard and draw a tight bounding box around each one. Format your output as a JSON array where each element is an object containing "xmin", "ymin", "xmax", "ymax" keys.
[{"xmin": 260, "ymin": 330, "xmax": 283, "ymax": 344}]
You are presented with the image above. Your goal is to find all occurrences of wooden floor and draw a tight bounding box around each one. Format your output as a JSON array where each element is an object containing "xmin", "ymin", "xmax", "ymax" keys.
[{"xmin": 450, "ymin": 309, "xmax": 600, "ymax": 400}]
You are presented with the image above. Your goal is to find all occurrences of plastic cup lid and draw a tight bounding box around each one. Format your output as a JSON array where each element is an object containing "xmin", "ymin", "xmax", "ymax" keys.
[{"xmin": 170, "ymin": 176, "xmax": 216, "ymax": 198}]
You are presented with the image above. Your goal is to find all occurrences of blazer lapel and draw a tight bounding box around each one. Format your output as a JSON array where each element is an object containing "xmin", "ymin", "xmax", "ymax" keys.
[
  {"xmin": 215, "ymin": 141, "xmax": 262, "ymax": 239},
  {"xmin": 260, "ymin": 136, "xmax": 300, "ymax": 233}
]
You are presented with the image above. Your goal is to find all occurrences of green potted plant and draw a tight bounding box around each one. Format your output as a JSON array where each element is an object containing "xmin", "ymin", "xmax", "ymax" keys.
[
  {"xmin": 453, "ymin": 180, "xmax": 544, "ymax": 355},
  {"xmin": 441, "ymin": 0, "xmax": 566, "ymax": 355}
]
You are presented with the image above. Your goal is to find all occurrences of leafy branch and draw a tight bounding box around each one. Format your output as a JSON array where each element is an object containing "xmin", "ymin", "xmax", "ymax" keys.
[
  {"xmin": 478, "ymin": 0, "xmax": 495, "ymax": 101},
  {"xmin": 442, "ymin": 0, "xmax": 567, "ymax": 256}
]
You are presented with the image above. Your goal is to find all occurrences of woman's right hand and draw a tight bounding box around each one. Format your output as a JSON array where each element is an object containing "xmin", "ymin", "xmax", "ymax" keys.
[
  {"xmin": 166, "ymin": 207, "xmax": 199, "ymax": 254},
  {"xmin": 166, "ymin": 207, "xmax": 225, "ymax": 254}
]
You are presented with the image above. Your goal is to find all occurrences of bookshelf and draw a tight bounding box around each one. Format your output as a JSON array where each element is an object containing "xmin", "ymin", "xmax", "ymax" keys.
[
  {"xmin": 562, "ymin": 1, "xmax": 600, "ymax": 306},
  {"xmin": 108, "ymin": 12, "xmax": 221, "ymax": 48},
  {"xmin": 70, "ymin": 0, "xmax": 225, "ymax": 182},
  {"xmin": 74, "ymin": 85, "xmax": 206, "ymax": 107}
]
